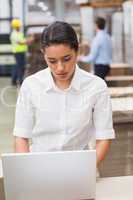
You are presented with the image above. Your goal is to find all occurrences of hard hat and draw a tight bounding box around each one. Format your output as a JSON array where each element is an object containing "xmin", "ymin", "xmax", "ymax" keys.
[{"xmin": 11, "ymin": 19, "xmax": 22, "ymax": 28}]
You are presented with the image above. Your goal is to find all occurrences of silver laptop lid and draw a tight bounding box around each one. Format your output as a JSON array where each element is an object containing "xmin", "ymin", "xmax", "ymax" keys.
[{"xmin": 2, "ymin": 150, "xmax": 96, "ymax": 200}]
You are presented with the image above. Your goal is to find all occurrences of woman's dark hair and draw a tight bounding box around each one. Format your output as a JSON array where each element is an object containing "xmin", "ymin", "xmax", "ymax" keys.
[
  {"xmin": 41, "ymin": 21, "xmax": 79, "ymax": 52},
  {"xmin": 95, "ymin": 17, "xmax": 106, "ymax": 30}
]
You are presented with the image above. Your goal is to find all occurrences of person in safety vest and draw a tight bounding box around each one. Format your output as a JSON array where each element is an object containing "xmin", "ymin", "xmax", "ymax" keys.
[{"xmin": 10, "ymin": 19, "xmax": 33, "ymax": 86}]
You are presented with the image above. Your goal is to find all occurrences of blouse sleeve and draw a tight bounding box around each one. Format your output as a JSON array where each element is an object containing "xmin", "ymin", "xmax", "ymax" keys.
[
  {"xmin": 13, "ymin": 79, "xmax": 35, "ymax": 138},
  {"xmin": 93, "ymin": 85, "xmax": 115, "ymax": 140}
]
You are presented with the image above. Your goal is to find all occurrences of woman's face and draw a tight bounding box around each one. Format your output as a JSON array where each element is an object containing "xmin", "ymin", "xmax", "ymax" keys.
[{"xmin": 43, "ymin": 44, "xmax": 78, "ymax": 85}]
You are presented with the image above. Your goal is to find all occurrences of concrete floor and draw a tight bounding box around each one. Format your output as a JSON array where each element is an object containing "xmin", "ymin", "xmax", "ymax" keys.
[{"xmin": 0, "ymin": 78, "xmax": 18, "ymax": 154}]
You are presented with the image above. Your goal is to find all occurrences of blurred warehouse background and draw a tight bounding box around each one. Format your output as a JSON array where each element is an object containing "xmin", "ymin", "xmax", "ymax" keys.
[
  {"xmin": 1, "ymin": 0, "xmax": 133, "ymax": 75},
  {"xmin": 0, "ymin": 0, "xmax": 133, "ymax": 178}
]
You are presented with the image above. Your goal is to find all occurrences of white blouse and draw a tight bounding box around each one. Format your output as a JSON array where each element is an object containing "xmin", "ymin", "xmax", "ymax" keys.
[{"xmin": 13, "ymin": 65, "xmax": 115, "ymax": 152}]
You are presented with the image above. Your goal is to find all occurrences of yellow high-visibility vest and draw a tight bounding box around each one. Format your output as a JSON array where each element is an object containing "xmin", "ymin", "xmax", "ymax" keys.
[{"xmin": 10, "ymin": 30, "xmax": 28, "ymax": 53}]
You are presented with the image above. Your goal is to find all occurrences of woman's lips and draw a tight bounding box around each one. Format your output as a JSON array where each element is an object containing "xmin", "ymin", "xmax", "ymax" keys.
[{"xmin": 56, "ymin": 73, "xmax": 68, "ymax": 76}]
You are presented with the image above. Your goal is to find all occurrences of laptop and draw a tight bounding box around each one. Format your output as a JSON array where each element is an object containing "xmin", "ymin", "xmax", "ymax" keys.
[{"xmin": 2, "ymin": 150, "xmax": 96, "ymax": 200}]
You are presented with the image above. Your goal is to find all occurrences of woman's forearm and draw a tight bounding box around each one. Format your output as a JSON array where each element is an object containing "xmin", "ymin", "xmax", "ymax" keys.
[
  {"xmin": 96, "ymin": 139, "xmax": 111, "ymax": 166},
  {"xmin": 14, "ymin": 137, "xmax": 30, "ymax": 153}
]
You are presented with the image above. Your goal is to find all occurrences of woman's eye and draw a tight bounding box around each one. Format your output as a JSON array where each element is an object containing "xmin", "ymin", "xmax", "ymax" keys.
[
  {"xmin": 48, "ymin": 57, "xmax": 71, "ymax": 64},
  {"xmin": 64, "ymin": 57, "xmax": 71, "ymax": 62},
  {"xmin": 49, "ymin": 60, "xmax": 57, "ymax": 64}
]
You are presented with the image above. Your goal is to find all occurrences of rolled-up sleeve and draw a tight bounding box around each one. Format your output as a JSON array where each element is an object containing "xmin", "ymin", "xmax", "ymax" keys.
[
  {"xmin": 93, "ymin": 87, "xmax": 115, "ymax": 140},
  {"xmin": 13, "ymin": 79, "xmax": 35, "ymax": 138}
]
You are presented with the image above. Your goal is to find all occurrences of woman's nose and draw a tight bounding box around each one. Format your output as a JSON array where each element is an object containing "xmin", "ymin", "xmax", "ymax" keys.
[{"xmin": 57, "ymin": 61, "xmax": 65, "ymax": 71}]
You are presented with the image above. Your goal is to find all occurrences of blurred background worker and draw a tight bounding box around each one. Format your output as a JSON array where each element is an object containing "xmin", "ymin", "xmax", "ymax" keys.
[
  {"xmin": 10, "ymin": 19, "xmax": 33, "ymax": 86},
  {"xmin": 79, "ymin": 17, "xmax": 112, "ymax": 80}
]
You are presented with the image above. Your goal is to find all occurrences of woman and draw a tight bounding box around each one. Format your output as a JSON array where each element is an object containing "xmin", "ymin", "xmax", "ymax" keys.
[{"xmin": 13, "ymin": 21, "xmax": 115, "ymax": 165}]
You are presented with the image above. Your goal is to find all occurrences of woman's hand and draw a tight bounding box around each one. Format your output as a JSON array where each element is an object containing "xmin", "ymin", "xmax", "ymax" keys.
[{"xmin": 14, "ymin": 137, "xmax": 30, "ymax": 153}]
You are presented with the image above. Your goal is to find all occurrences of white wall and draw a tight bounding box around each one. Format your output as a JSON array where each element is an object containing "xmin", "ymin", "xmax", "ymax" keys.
[
  {"xmin": 112, "ymin": 12, "xmax": 123, "ymax": 63},
  {"xmin": 0, "ymin": 0, "xmax": 27, "ymax": 33},
  {"xmin": 80, "ymin": 6, "xmax": 94, "ymax": 43},
  {"xmin": 123, "ymin": 1, "xmax": 133, "ymax": 65},
  {"xmin": 0, "ymin": 0, "xmax": 10, "ymax": 33}
]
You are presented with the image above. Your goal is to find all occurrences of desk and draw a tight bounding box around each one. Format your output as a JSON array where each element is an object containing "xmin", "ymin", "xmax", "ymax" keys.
[
  {"xmin": 0, "ymin": 160, "xmax": 5, "ymax": 200},
  {"xmin": 96, "ymin": 176, "xmax": 133, "ymax": 200},
  {"xmin": 0, "ymin": 160, "xmax": 133, "ymax": 200}
]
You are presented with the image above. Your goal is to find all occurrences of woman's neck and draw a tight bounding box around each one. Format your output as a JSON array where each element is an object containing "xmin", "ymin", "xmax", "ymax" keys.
[
  {"xmin": 55, "ymin": 80, "xmax": 71, "ymax": 90},
  {"xmin": 51, "ymin": 70, "xmax": 75, "ymax": 90}
]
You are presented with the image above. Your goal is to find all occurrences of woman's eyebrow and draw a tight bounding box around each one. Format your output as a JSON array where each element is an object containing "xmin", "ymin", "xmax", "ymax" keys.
[
  {"xmin": 47, "ymin": 54, "xmax": 71, "ymax": 60},
  {"xmin": 47, "ymin": 57, "xmax": 56, "ymax": 60}
]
